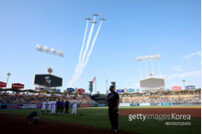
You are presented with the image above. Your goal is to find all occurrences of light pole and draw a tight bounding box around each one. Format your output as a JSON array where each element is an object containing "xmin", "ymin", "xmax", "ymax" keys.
[
  {"xmin": 6, "ymin": 73, "xmax": 11, "ymax": 88},
  {"xmin": 183, "ymin": 80, "xmax": 186, "ymax": 90},
  {"xmin": 36, "ymin": 44, "xmax": 64, "ymax": 74}
]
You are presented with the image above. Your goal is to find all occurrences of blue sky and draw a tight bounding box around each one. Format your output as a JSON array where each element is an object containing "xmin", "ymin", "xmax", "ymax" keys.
[{"xmin": 0, "ymin": 0, "xmax": 201, "ymax": 93}]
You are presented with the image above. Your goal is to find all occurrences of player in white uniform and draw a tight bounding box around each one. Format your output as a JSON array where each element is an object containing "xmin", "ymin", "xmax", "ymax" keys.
[
  {"xmin": 47, "ymin": 100, "xmax": 52, "ymax": 114},
  {"xmin": 41, "ymin": 100, "xmax": 47, "ymax": 114},
  {"xmin": 51, "ymin": 99, "xmax": 56, "ymax": 114},
  {"xmin": 71, "ymin": 97, "xmax": 77, "ymax": 114}
]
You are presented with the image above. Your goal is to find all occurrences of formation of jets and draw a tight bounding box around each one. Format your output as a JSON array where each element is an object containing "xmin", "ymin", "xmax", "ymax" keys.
[
  {"xmin": 100, "ymin": 18, "xmax": 106, "ymax": 21},
  {"xmin": 85, "ymin": 18, "xmax": 91, "ymax": 20},
  {"xmin": 85, "ymin": 14, "xmax": 105, "ymax": 23},
  {"xmin": 93, "ymin": 14, "xmax": 99, "ymax": 16}
]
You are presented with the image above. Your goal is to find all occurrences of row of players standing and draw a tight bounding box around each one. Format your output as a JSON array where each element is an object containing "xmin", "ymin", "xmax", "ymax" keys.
[{"xmin": 41, "ymin": 97, "xmax": 77, "ymax": 114}]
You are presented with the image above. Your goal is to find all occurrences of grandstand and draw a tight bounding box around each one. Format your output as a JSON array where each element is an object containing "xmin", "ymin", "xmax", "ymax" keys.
[
  {"xmin": 0, "ymin": 88, "xmax": 200, "ymax": 109},
  {"xmin": 119, "ymin": 88, "xmax": 201, "ymax": 106}
]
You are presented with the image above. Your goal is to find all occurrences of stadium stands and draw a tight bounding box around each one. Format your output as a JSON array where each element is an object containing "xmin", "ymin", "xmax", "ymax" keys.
[
  {"xmin": 0, "ymin": 88, "xmax": 200, "ymax": 109},
  {"xmin": 0, "ymin": 92, "xmax": 92, "ymax": 109},
  {"xmin": 120, "ymin": 90, "xmax": 201, "ymax": 104}
]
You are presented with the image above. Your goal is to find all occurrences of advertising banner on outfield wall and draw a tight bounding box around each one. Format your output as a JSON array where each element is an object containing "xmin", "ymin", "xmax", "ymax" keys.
[
  {"xmin": 22, "ymin": 104, "xmax": 38, "ymax": 109},
  {"xmin": 139, "ymin": 103, "xmax": 151, "ymax": 106},
  {"xmin": 150, "ymin": 102, "xmax": 160, "ymax": 106},
  {"xmin": 98, "ymin": 104, "xmax": 105, "ymax": 107},
  {"xmin": 80, "ymin": 104, "xmax": 90, "ymax": 107},
  {"xmin": 119, "ymin": 103, "xmax": 131, "ymax": 106},
  {"xmin": 173, "ymin": 102, "xmax": 200, "ymax": 106},
  {"xmin": 160, "ymin": 102, "xmax": 173, "ymax": 106},
  {"xmin": 130, "ymin": 103, "xmax": 139, "ymax": 106}
]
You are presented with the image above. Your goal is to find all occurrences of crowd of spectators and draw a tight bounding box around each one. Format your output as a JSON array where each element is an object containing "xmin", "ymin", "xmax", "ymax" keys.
[
  {"xmin": 0, "ymin": 91, "xmax": 201, "ymax": 106},
  {"xmin": 0, "ymin": 92, "xmax": 91, "ymax": 105},
  {"xmin": 120, "ymin": 93, "xmax": 201, "ymax": 103},
  {"xmin": 0, "ymin": 93, "xmax": 41, "ymax": 104}
]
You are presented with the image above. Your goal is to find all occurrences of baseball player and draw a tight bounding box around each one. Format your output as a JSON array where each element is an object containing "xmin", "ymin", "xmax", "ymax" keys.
[
  {"xmin": 41, "ymin": 100, "xmax": 47, "ymax": 114},
  {"xmin": 47, "ymin": 100, "xmax": 52, "ymax": 114},
  {"xmin": 51, "ymin": 99, "xmax": 56, "ymax": 114},
  {"xmin": 71, "ymin": 97, "xmax": 77, "ymax": 114},
  {"xmin": 60, "ymin": 100, "xmax": 64, "ymax": 114},
  {"xmin": 56, "ymin": 99, "xmax": 61, "ymax": 114},
  {"xmin": 64, "ymin": 99, "xmax": 70, "ymax": 113}
]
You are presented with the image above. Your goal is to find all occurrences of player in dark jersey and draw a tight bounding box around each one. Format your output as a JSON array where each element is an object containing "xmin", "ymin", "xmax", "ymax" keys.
[
  {"xmin": 65, "ymin": 100, "xmax": 70, "ymax": 113},
  {"xmin": 61, "ymin": 100, "xmax": 64, "ymax": 113},
  {"xmin": 106, "ymin": 85, "xmax": 119, "ymax": 133}
]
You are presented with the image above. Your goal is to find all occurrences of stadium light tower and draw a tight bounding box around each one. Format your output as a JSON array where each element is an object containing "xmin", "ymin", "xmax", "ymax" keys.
[
  {"xmin": 36, "ymin": 44, "xmax": 64, "ymax": 57},
  {"xmin": 6, "ymin": 73, "xmax": 11, "ymax": 88},
  {"xmin": 35, "ymin": 44, "xmax": 64, "ymax": 74},
  {"xmin": 136, "ymin": 54, "xmax": 162, "ymax": 79},
  {"xmin": 89, "ymin": 81, "xmax": 93, "ymax": 95}
]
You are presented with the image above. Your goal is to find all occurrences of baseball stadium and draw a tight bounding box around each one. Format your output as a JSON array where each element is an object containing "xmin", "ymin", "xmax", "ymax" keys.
[
  {"xmin": 0, "ymin": 85, "xmax": 201, "ymax": 134},
  {"xmin": 0, "ymin": 0, "xmax": 201, "ymax": 134}
]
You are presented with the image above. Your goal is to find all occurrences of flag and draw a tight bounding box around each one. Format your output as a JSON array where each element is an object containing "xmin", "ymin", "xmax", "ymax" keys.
[{"xmin": 92, "ymin": 77, "xmax": 96, "ymax": 83}]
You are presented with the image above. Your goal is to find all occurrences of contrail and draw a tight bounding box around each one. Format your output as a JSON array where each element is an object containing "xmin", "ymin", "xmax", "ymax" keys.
[
  {"xmin": 68, "ymin": 15, "xmax": 104, "ymax": 87},
  {"xmin": 78, "ymin": 21, "xmax": 103, "ymax": 76},
  {"xmin": 68, "ymin": 18, "xmax": 91, "ymax": 87},
  {"xmin": 79, "ymin": 16, "xmax": 96, "ymax": 70},
  {"xmin": 75, "ymin": 18, "xmax": 90, "ymax": 75},
  {"xmin": 68, "ymin": 16, "xmax": 97, "ymax": 87},
  {"xmin": 71, "ymin": 20, "xmax": 103, "ymax": 86}
]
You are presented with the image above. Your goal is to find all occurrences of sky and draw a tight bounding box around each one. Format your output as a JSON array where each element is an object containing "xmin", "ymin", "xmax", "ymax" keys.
[{"xmin": 0, "ymin": 0, "xmax": 201, "ymax": 93}]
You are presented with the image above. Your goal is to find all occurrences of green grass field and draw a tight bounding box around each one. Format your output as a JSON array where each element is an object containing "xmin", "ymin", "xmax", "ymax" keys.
[{"xmin": 0, "ymin": 106, "xmax": 201, "ymax": 134}]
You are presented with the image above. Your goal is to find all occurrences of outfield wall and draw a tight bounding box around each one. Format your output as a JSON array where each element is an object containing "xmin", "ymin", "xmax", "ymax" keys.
[
  {"xmin": 0, "ymin": 103, "xmax": 40, "ymax": 109},
  {"xmin": 0, "ymin": 102, "xmax": 200, "ymax": 109},
  {"xmin": 118, "ymin": 102, "xmax": 200, "ymax": 107}
]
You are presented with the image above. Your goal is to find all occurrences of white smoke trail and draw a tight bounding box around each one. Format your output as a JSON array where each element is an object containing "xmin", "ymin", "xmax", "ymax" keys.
[
  {"xmin": 78, "ymin": 21, "xmax": 103, "ymax": 76},
  {"xmin": 74, "ymin": 19, "xmax": 90, "ymax": 75},
  {"xmin": 68, "ymin": 17, "xmax": 104, "ymax": 87},
  {"xmin": 69, "ymin": 21, "xmax": 103, "ymax": 86},
  {"xmin": 68, "ymin": 16, "xmax": 96, "ymax": 87},
  {"xmin": 79, "ymin": 16, "xmax": 96, "ymax": 70},
  {"xmin": 67, "ymin": 19, "xmax": 90, "ymax": 87}
]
